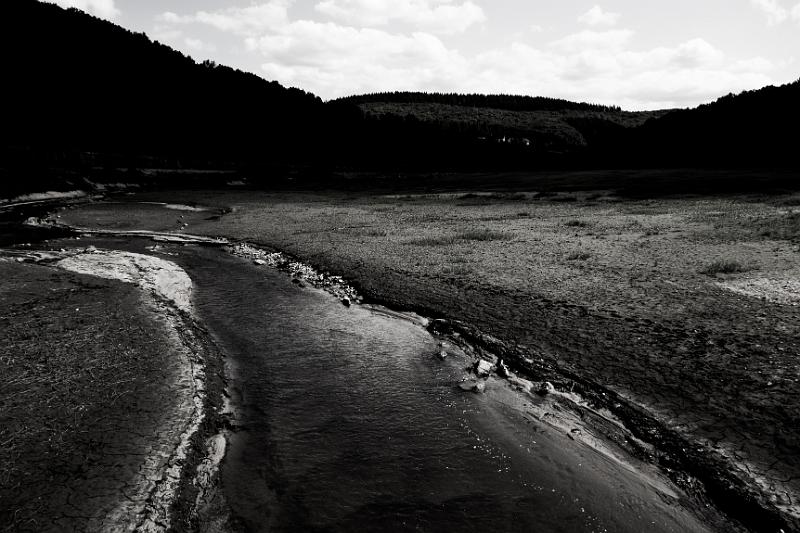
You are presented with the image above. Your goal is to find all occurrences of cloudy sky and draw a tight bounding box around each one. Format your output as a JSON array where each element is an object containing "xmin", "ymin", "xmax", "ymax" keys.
[{"xmin": 49, "ymin": 0, "xmax": 800, "ymax": 109}]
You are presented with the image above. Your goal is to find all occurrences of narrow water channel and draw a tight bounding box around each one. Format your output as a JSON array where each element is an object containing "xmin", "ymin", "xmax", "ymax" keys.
[{"xmin": 174, "ymin": 246, "xmax": 718, "ymax": 533}]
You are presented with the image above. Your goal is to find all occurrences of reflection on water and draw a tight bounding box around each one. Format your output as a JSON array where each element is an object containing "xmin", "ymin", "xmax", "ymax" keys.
[{"xmin": 178, "ymin": 247, "xmax": 714, "ymax": 533}]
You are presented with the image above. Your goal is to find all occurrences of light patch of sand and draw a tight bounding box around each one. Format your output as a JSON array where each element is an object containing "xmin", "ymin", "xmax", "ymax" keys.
[
  {"xmin": 53, "ymin": 248, "xmax": 205, "ymax": 530},
  {"xmin": 57, "ymin": 250, "xmax": 193, "ymax": 312},
  {"xmin": 717, "ymin": 276, "xmax": 800, "ymax": 305},
  {"xmin": 85, "ymin": 181, "xmax": 141, "ymax": 192},
  {"xmin": 164, "ymin": 203, "xmax": 208, "ymax": 212},
  {"xmin": 139, "ymin": 201, "xmax": 209, "ymax": 212},
  {"xmin": 1, "ymin": 190, "xmax": 87, "ymax": 207}
]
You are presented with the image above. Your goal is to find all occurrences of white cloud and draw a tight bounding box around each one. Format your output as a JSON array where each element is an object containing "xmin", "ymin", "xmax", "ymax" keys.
[
  {"xmin": 670, "ymin": 38, "xmax": 726, "ymax": 68},
  {"xmin": 155, "ymin": 2, "xmax": 782, "ymax": 110},
  {"xmin": 314, "ymin": 0, "xmax": 485, "ymax": 34},
  {"xmin": 157, "ymin": 2, "xmax": 290, "ymax": 36},
  {"xmin": 577, "ymin": 5, "xmax": 620, "ymax": 27},
  {"xmin": 185, "ymin": 38, "xmax": 217, "ymax": 53},
  {"xmin": 460, "ymin": 35, "xmax": 768, "ymax": 109},
  {"xmin": 792, "ymin": 2, "xmax": 800, "ymax": 21},
  {"xmin": 156, "ymin": 12, "xmax": 185, "ymax": 24},
  {"xmin": 250, "ymin": 21, "xmax": 468, "ymax": 93},
  {"xmin": 750, "ymin": 0, "xmax": 788, "ymax": 24},
  {"xmin": 470, "ymin": 37, "xmax": 772, "ymax": 109},
  {"xmin": 48, "ymin": 0, "xmax": 119, "ymax": 20},
  {"xmin": 152, "ymin": 27, "xmax": 183, "ymax": 43},
  {"xmin": 550, "ymin": 30, "xmax": 634, "ymax": 52}
]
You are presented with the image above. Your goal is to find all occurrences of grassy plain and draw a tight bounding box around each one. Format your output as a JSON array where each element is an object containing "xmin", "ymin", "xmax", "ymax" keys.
[{"xmin": 56, "ymin": 175, "xmax": 800, "ymax": 529}]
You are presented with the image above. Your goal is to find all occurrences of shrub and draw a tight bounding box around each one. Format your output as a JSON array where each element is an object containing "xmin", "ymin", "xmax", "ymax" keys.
[
  {"xmin": 408, "ymin": 235, "xmax": 460, "ymax": 246},
  {"xmin": 567, "ymin": 251, "xmax": 591, "ymax": 261},
  {"xmin": 456, "ymin": 228, "xmax": 514, "ymax": 241},
  {"xmin": 700, "ymin": 260, "xmax": 750, "ymax": 275},
  {"xmin": 565, "ymin": 219, "xmax": 590, "ymax": 228},
  {"xmin": 408, "ymin": 228, "xmax": 514, "ymax": 246},
  {"xmin": 456, "ymin": 192, "xmax": 527, "ymax": 205},
  {"xmin": 758, "ymin": 212, "xmax": 800, "ymax": 242},
  {"xmin": 441, "ymin": 264, "xmax": 471, "ymax": 276}
]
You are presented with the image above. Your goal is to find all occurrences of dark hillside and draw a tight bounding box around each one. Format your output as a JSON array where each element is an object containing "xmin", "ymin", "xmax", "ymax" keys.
[
  {"xmin": 335, "ymin": 92, "xmax": 670, "ymax": 156},
  {"xmin": 632, "ymin": 79, "xmax": 800, "ymax": 166},
  {"xmin": 335, "ymin": 91, "xmax": 622, "ymax": 112},
  {"xmin": 3, "ymin": 0, "xmax": 323, "ymax": 171},
  {"xmin": 355, "ymin": 101, "xmax": 668, "ymax": 152}
]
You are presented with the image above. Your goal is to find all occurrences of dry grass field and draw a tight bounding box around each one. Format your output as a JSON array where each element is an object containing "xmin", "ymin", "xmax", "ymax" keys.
[{"xmin": 55, "ymin": 183, "xmax": 800, "ymax": 529}]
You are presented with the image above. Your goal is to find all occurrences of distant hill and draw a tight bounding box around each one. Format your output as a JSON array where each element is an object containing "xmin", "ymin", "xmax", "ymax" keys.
[
  {"xmin": 334, "ymin": 92, "xmax": 671, "ymax": 155},
  {"xmin": 336, "ymin": 92, "xmax": 623, "ymax": 113}
]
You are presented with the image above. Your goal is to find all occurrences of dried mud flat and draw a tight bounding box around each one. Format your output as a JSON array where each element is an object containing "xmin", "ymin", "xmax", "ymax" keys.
[
  {"xmin": 0, "ymin": 247, "xmax": 224, "ymax": 532},
  {"xmin": 49, "ymin": 187, "xmax": 800, "ymax": 532}
]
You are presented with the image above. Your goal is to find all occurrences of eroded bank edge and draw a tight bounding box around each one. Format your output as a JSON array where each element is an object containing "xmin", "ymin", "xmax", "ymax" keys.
[{"xmin": 1, "ymin": 247, "xmax": 229, "ymax": 532}]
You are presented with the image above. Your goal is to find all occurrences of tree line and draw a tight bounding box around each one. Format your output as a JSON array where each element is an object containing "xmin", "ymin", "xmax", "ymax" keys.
[
  {"xmin": 2, "ymin": 0, "xmax": 798, "ymax": 195},
  {"xmin": 335, "ymin": 92, "xmax": 622, "ymax": 113}
]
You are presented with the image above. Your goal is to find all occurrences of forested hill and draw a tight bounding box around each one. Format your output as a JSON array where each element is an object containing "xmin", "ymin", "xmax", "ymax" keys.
[
  {"xmin": 334, "ymin": 92, "xmax": 622, "ymax": 113},
  {"xmin": 633, "ymin": 79, "xmax": 800, "ymax": 166},
  {"xmin": 335, "ymin": 92, "xmax": 671, "ymax": 158},
  {"xmin": 3, "ymin": 0, "xmax": 798, "ymax": 195},
  {"xmin": 3, "ymin": 0, "xmax": 323, "ymax": 165}
]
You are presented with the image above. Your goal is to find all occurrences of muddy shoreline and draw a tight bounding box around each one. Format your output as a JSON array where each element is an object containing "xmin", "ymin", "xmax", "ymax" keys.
[
  {"xmin": 227, "ymin": 238, "xmax": 797, "ymax": 533},
  {"xmin": 0, "ymin": 235, "xmax": 228, "ymax": 531}
]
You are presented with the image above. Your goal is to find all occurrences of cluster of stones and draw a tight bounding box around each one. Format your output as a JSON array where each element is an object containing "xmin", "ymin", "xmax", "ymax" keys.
[{"xmin": 229, "ymin": 243, "xmax": 361, "ymax": 306}]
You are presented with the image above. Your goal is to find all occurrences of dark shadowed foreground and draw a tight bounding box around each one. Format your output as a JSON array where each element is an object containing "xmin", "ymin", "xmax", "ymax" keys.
[{"xmin": 0, "ymin": 261, "xmax": 198, "ymax": 530}]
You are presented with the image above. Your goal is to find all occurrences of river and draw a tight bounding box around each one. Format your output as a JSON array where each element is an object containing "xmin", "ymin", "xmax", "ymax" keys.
[{"xmin": 162, "ymin": 243, "xmax": 719, "ymax": 533}]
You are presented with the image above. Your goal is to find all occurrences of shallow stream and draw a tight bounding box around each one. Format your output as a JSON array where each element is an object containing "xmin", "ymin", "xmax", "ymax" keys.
[{"xmin": 169, "ymin": 245, "xmax": 718, "ymax": 533}]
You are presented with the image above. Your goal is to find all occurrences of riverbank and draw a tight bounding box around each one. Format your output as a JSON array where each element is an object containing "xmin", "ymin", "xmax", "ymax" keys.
[
  {"xmin": 0, "ymin": 245, "xmax": 226, "ymax": 531},
  {"xmin": 9, "ymin": 228, "xmax": 725, "ymax": 532},
  {"xmin": 173, "ymin": 241, "xmax": 731, "ymax": 532},
  {"xmin": 51, "ymin": 189, "xmax": 800, "ymax": 532}
]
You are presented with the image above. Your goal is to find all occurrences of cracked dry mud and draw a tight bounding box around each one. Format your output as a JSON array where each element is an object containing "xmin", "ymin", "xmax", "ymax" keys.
[{"xmin": 0, "ymin": 257, "xmax": 199, "ymax": 532}]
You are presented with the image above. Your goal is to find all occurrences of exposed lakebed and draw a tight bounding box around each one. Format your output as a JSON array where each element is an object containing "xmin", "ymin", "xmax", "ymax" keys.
[{"xmin": 11, "ymin": 198, "xmax": 737, "ymax": 532}]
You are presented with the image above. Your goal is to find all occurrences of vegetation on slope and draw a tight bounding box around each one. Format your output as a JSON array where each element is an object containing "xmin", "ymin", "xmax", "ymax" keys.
[
  {"xmin": 635, "ymin": 79, "xmax": 800, "ymax": 166},
  {"xmin": 2, "ymin": 0, "xmax": 798, "ymax": 195},
  {"xmin": 343, "ymin": 100, "xmax": 670, "ymax": 154},
  {"xmin": 3, "ymin": 0, "xmax": 323, "ymax": 164},
  {"xmin": 335, "ymin": 91, "xmax": 623, "ymax": 113}
]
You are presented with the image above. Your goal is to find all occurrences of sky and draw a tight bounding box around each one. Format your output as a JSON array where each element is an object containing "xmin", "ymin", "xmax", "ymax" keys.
[{"xmin": 48, "ymin": 0, "xmax": 800, "ymax": 110}]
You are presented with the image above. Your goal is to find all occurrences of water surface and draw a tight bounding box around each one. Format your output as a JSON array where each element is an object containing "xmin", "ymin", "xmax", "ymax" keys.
[{"xmin": 176, "ymin": 247, "xmax": 717, "ymax": 533}]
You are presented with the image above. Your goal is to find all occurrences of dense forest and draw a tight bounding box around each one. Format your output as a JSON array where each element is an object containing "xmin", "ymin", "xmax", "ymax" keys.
[
  {"xmin": 630, "ymin": 80, "xmax": 800, "ymax": 166},
  {"xmin": 2, "ymin": 0, "xmax": 798, "ymax": 195},
  {"xmin": 335, "ymin": 92, "xmax": 622, "ymax": 113},
  {"xmin": 3, "ymin": 0, "xmax": 326, "ymax": 161},
  {"xmin": 346, "ymin": 101, "xmax": 670, "ymax": 155},
  {"xmin": 345, "ymin": 83, "xmax": 800, "ymax": 167}
]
